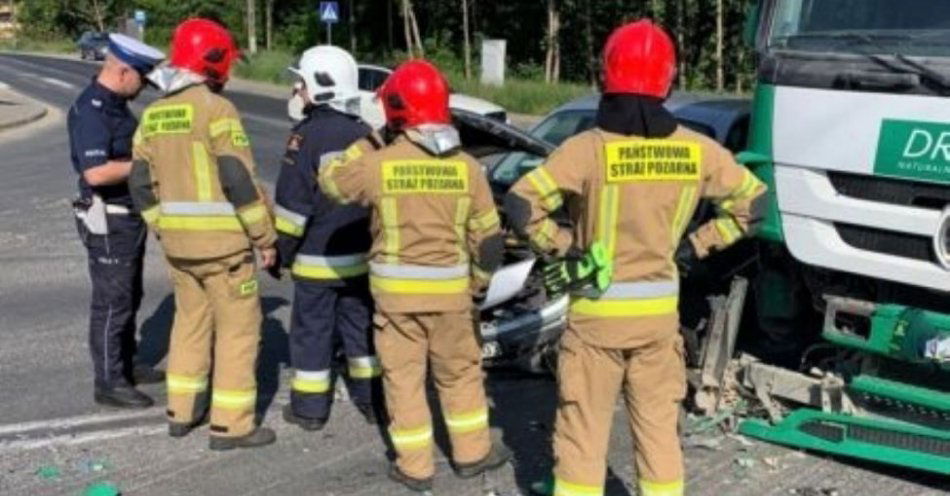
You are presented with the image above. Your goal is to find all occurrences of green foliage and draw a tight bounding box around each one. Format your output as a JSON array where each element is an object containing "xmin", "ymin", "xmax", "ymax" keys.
[
  {"xmin": 447, "ymin": 73, "xmax": 591, "ymax": 116},
  {"xmin": 233, "ymin": 50, "xmax": 296, "ymax": 84}
]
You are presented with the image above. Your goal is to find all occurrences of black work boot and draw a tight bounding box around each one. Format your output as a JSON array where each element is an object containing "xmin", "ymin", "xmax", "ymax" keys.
[
  {"xmin": 132, "ymin": 363, "xmax": 166, "ymax": 385},
  {"xmin": 388, "ymin": 464, "xmax": 433, "ymax": 492},
  {"xmin": 282, "ymin": 404, "xmax": 327, "ymax": 431},
  {"xmin": 453, "ymin": 442, "xmax": 513, "ymax": 479},
  {"xmin": 168, "ymin": 421, "xmax": 195, "ymax": 438},
  {"xmin": 94, "ymin": 385, "xmax": 154, "ymax": 409},
  {"xmin": 209, "ymin": 426, "xmax": 276, "ymax": 451}
]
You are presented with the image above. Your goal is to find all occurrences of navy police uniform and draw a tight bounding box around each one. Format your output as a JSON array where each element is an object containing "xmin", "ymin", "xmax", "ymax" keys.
[
  {"xmin": 274, "ymin": 106, "xmax": 381, "ymax": 422},
  {"xmin": 68, "ymin": 35, "xmax": 163, "ymax": 393}
]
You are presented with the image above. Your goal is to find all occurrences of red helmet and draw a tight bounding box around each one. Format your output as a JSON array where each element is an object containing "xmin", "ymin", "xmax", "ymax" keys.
[
  {"xmin": 602, "ymin": 20, "xmax": 677, "ymax": 98},
  {"xmin": 378, "ymin": 60, "xmax": 451, "ymax": 129},
  {"xmin": 169, "ymin": 18, "xmax": 240, "ymax": 85}
]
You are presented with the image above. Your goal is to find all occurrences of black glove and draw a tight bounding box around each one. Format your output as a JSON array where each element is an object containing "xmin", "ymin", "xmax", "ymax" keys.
[
  {"xmin": 675, "ymin": 239, "xmax": 699, "ymax": 276},
  {"xmin": 543, "ymin": 242, "xmax": 612, "ymax": 295}
]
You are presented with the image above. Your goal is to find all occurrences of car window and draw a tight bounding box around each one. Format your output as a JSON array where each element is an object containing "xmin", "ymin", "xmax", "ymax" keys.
[
  {"xmin": 358, "ymin": 68, "xmax": 389, "ymax": 92},
  {"xmin": 491, "ymin": 110, "xmax": 596, "ymax": 187}
]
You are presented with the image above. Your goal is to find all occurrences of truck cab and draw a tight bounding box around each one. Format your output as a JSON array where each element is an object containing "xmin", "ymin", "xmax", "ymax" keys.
[{"xmin": 743, "ymin": 0, "xmax": 950, "ymax": 296}]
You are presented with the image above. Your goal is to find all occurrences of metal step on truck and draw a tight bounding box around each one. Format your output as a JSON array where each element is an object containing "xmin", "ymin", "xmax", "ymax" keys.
[{"xmin": 690, "ymin": 0, "xmax": 950, "ymax": 476}]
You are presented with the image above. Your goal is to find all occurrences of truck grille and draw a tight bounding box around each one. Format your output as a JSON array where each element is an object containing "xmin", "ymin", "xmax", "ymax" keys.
[
  {"xmin": 828, "ymin": 171, "xmax": 950, "ymax": 210},
  {"xmin": 835, "ymin": 223, "xmax": 935, "ymax": 263}
]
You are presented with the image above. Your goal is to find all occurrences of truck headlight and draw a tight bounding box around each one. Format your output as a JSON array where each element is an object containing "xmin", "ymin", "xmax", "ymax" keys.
[{"xmin": 936, "ymin": 207, "xmax": 950, "ymax": 270}]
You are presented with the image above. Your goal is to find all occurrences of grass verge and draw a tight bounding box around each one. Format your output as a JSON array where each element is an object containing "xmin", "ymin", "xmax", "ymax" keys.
[
  {"xmin": 0, "ymin": 38, "xmax": 74, "ymax": 54},
  {"xmin": 235, "ymin": 49, "xmax": 591, "ymax": 115}
]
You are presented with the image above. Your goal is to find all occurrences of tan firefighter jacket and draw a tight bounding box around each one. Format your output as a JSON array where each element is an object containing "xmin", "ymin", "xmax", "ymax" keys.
[
  {"xmin": 318, "ymin": 131, "xmax": 502, "ymax": 314},
  {"xmin": 129, "ymin": 84, "xmax": 276, "ymax": 260},
  {"xmin": 508, "ymin": 126, "xmax": 767, "ymax": 348}
]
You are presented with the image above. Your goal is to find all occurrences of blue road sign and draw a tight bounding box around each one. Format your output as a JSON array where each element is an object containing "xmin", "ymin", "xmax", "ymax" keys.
[
  {"xmin": 134, "ymin": 9, "xmax": 146, "ymax": 25},
  {"xmin": 320, "ymin": 1, "xmax": 339, "ymax": 24}
]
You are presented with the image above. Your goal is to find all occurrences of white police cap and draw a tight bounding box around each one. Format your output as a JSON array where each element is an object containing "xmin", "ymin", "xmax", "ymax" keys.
[{"xmin": 108, "ymin": 33, "xmax": 165, "ymax": 75}]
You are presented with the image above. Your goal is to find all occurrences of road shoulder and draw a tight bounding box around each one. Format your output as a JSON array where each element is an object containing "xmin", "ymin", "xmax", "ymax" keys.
[{"xmin": 0, "ymin": 84, "xmax": 49, "ymax": 133}]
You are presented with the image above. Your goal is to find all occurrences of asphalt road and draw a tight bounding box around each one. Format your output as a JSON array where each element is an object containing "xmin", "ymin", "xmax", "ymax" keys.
[{"xmin": 0, "ymin": 53, "xmax": 947, "ymax": 496}]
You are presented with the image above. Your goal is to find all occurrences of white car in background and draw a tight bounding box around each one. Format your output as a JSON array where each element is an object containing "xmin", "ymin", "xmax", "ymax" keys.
[{"xmin": 288, "ymin": 63, "xmax": 508, "ymax": 125}]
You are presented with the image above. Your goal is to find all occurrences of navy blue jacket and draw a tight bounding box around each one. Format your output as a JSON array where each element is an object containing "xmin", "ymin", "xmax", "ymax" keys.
[
  {"xmin": 274, "ymin": 106, "xmax": 374, "ymax": 286},
  {"xmin": 67, "ymin": 79, "xmax": 138, "ymax": 206}
]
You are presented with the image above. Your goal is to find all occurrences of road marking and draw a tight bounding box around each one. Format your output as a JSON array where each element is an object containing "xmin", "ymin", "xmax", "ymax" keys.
[
  {"xmin": 0, "ymin": 406, "xmax": 162, "ymax": 436},
  {"xmin": 0, "ymin": 81, "xmax": 9, "ymax": 90},
  {"xmin": 39, "ymin": 76, "xmax": 76, "ymax": 89}
]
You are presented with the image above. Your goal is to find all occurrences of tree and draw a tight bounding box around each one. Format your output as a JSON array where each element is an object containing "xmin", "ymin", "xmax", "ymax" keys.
[
  {"xmin": 246, "ymin": 0, "xmax": 257, "ymax": 54},
  {"xmin": 461, "ymin": 0, "xmax": 471, "ymax": 79},
  {"xmin": 544, "ymin": 0, "xmax": 561, "ymax": 83},
  {"xmin": 265, "ymin": 0, "xmax": 274, "ymax": 50}
]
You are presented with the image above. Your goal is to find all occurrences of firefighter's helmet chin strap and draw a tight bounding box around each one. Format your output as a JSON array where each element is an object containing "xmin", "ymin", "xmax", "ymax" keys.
[{"xmin": 403, "ymin": 124, "xmax": 461, "ymax": 156}]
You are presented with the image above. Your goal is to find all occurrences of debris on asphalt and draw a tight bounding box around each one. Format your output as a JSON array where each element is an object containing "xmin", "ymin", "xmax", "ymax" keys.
[
  {"xmin": 78, "ymin": 458, "xmax": 109, "ymax": 473},
  {"xmin": 788, "ymin": 488, "xmax": 840, "ymax": 496},
  {"xmin": 683, "ymin": 436, "xmax": 722, "ymax": 451},
  {"xmin": 762, "ymin": 456, "xmax": 781, "ymax": 470},
  {"xmin": 83, "ymin": 481, "xmax": 120, "ymax": 496},
  {"xmin": 734, "ymin": 456, "xmax": 756, "ymax": 469},
  {"xmin": 35, "ymin": 465, "xmax": 61, "ymax": 480}
]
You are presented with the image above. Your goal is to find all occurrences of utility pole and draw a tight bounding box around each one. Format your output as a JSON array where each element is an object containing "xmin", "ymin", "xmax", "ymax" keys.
[
  {"xmin": 265, "ymin": 0, "xmax": 273, "ymax": 51},
  {"xmin": 247, "ymin": 0, "xmax": 257, "ymax": 55}
]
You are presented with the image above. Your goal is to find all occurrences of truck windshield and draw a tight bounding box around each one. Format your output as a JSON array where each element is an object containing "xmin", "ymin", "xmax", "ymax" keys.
[{"xmin": 768, "ymin": 0, "xmax": 950, "ymax": 57}]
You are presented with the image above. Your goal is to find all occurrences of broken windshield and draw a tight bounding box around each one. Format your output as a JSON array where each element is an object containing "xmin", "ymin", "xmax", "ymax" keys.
[{"xmin": 767, "ymin": 0, "xmax": 950, "ymax": 57}]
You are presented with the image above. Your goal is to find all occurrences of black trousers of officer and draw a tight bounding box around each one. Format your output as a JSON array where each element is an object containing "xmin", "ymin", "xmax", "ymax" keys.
[
  {"xmin": 75, "ymin": 213, "xmax": 146, "ymax": 388},
  {"xmin": 289, "ymin": 281, "xmax": 378, "ymax": 420}
]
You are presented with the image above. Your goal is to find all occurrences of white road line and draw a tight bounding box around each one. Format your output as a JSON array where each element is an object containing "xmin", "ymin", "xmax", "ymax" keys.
[
  {"xmin": 0, "ymin": 406, "xmax": 162, "ymax": 436},
  {"xmin": 0, "ymin": 424, "xmax": 166, "ymax": 452},
  {"xmin": 39, "ymin": 76, "xmax": 76, "ymax": 89},
  {"xmin": 0, "ymin": 81, "xmax": 9, "ymax": 90}
]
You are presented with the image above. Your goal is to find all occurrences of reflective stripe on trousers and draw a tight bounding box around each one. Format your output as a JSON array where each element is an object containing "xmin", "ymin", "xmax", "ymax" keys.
[
  {"xmin": 274, "ymin": 204, "xmax": 307, "ymax": 237},
  {"xmin": 291, "ymin": 369, "xmax": 331, "ymax": 393},
  {"xmin": 369, "ymin": 263, "xmax": 469, "ymax": 295},
  {"xmin": 292, "ymin": 254, "xmax": 369, "ymax": 280},
  {"xmin": 570, "ymin": 280, "xmax": 679, "ymax": 317},
  {"xmin": 554, "ymin": 477, "xmax": 603, "ymax": 496},
  {"xmin": 348, "ymin": 356, "xmax": 382, "ymax": 379}
]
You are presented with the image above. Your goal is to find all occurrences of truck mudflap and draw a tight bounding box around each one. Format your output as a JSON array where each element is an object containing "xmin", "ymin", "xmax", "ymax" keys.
[{"xmin": 739, "ymin": 409, "xmax": 950, "ymax": 475}]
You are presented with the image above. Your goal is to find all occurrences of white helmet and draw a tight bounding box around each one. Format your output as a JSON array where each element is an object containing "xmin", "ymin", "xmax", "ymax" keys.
[{"xmin": 288, "ymin": 45, "xmax": 360, "ymax": 115}]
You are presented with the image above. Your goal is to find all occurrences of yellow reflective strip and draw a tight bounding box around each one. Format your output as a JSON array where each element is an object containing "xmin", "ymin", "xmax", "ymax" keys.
[
  {"xmin": 445, "ymin": 408, "xmax": 489, "ymax": 434},
  {"xmin": 238, "ymin": 204, "xmax": 267, "ymax": 225},
  {"xmin": 133, "ymin": 128, "xmax": 144, "ymax": 146},
  {"xmin": 731, "ymin": 170, "xmax": 761, "ymax": 200},
  {"xmin": 455, "ymin": 197, "xmax": 471, "ymax": 263},
  {"xmin": 209, "ymin": 118, "xmax": 239, "ymax": 137},
  {"xmin": 166, "ymin": 374, "xmax": 208, "ymax": 394},
  {"xmin": 671, "ymin": 185, "xmax": 697, "ymax": 244},
  {"xmin": 141, "ymin": 205, "xmax": 160, "ymax": 225},
  {"xmin": 191, "ymin": 142, "xmax": 212, "ymax": 202},
  {"xmin": 639, "ymin": 479, "xmax": 684, "ymax": 496},
  {"xmin": 472, "ymin": 264, "xmax": 491, "ymax": 284},
  {"xmin": 714, "ymin": 217, "xmax": 743, "ymax": 244},
  {"xmin": 570, "ymin": 296, "xmax": 679, "ymax": 317},
  {"xmin": 291, "ymin": 377, "xmax": 331, "ymax": 393},
  {"xmin": 554, "ymin": 477, "xmax": 604, "ymax": 496},
  {"xmin": 292, "ymin": 262, "xmax": 369, "ymax": 280},
  {"xmin": 469, "ymin": 209, "xmax": 500, "ymax": 232},
  {"xmin": 390, "ymin": 425, "xmax": 433, "ymax": 450},
  {"xmin": 275, "ymin": 216, "xmax": 305, "ymax": 237},
  {"xmin": 530, "ymin": 218, "xmax": 557, "ymax": 252},
  {"xmin": 211, "ymin": 389, "xmax": 256, "ymax": 410},
  {"xmin": 381, "ymin": 197, "xmax": 400, "ymax": 265},
  {"xmin": 348, "ymin": 364, "xmax": 382, "ymax": 379},
  {"xmin": 157, "ymin": 215, "xmax": 243, "ymax": 231},
  {"xmin": 371, "ymin": 276, "xmax": 469, "ymax": 295},
  {"xmin": 526, "ymin": 168, "xmax": 563, "ymax": 211},
  {"xmin": 598, "ymin": 185, "xmax": 620, "ymax": 260}
]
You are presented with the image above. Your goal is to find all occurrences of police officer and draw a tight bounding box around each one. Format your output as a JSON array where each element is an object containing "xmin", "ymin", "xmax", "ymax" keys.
[
  {"xmin": 274, "ymin": 45, "xmax": 382, "ymax": 431},
  {"xmin": 319, "ymin": 60, "xmax": 511, "ymax": 491},
  {"xmin": 507, "ymin": 21, "xmax": 767, "ymax": 496},
  {"xmin": 68, "ymin": 33, "xmax": 166, "ymax": 409},
  {"xmin": 129, "ymin": 18, "xmax": 278, "ymax": 451}
]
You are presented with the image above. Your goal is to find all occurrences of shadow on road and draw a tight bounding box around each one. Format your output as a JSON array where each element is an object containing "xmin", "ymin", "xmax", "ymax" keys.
[
  {"xmin": 137, "ymin": 294, "xmax": 174, "ymax": 367},
  {"xmin": 256, "ymin": 296, "xmax": 291, "ymax": 421}
]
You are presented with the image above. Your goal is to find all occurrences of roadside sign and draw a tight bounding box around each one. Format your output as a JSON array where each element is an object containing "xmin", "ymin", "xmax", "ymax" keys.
[
  {"xmin": 319, "ymin": 2, "xmax": 339, "ymax": 24},
  {"xmin": 134, "ymin": 10, "xmax": 146, "ymax": 26}
]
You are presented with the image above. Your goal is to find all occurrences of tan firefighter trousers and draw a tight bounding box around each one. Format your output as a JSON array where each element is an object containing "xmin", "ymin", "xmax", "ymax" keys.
[
  {"xmin": 374, "ymin": 310, "xmax": 492, "ymax": 479},
  {"xmin": 553, "ymin": 325, "xmax": 687, "ymax": 496},
  {"xmin": 165, "ymin": 250, "xmax": 262, "ymax": 438}
]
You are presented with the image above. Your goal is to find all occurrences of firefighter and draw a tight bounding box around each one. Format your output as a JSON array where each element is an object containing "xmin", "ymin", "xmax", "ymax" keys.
[
  {"xmin": 274, "ymin": 45, "xmax": 382, "ymax": 431},
  {"xmin": 68, "ymin": 34, "xmax": 166, "ymax": 408},
  {"xmin": 506, "ymin": 21, "xmax": 767, "ymax": 496},
  {"xmin": 128, "ymin": 18, "xmax": 278, "ymax": 451},
  {"xmin": 318, "ymin": 60, "xmax": 511, "ymax": 491}
]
